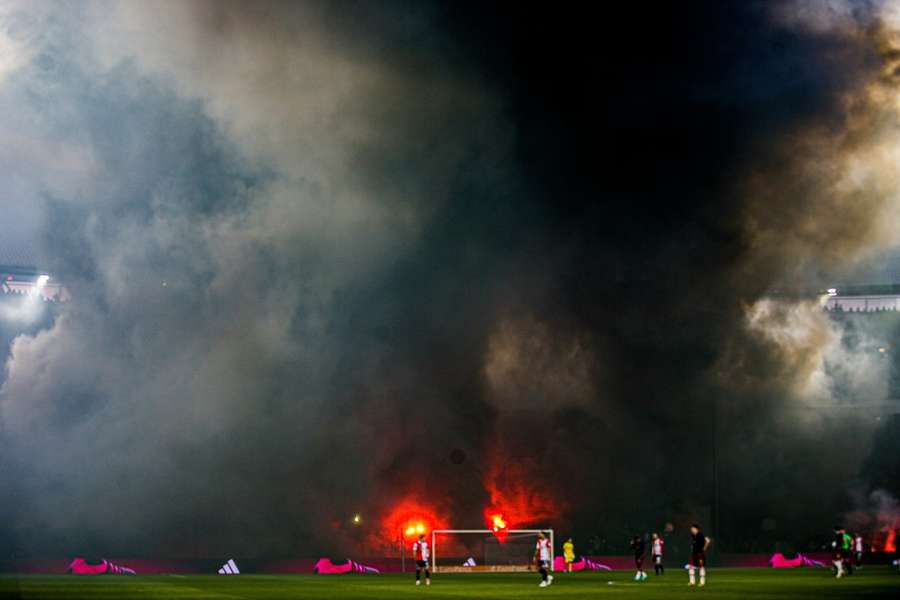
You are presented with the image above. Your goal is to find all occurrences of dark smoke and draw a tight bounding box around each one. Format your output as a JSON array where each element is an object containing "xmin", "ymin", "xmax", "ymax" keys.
[{"xmin": 0, "ymin": 0, "xmax": 899, "ymax": 559}]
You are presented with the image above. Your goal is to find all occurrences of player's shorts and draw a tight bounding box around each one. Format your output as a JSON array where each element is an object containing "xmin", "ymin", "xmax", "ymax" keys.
[
  {"xmin": 416, "ymin": 560, "xmax": 428, "ymax": 569},
  {"xmin": 652, "ymin": 554, "xmax": 662, "ymax": 564},
  {"xmin": 536, "ymin": 560, "xmax": 548, "ymax": 570},
  {"xmin": 564, "ymin": 556, "xmax": 575, "ymax": 564},
  {"xmin": 689, "ymin": 552, "xmax": 705, "ymax": 567}
]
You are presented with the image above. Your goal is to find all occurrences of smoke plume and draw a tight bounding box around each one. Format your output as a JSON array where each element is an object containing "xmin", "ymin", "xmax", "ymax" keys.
[{"xmin": 0, "ymin": 0, "xmax": 899, "ymax": 558}]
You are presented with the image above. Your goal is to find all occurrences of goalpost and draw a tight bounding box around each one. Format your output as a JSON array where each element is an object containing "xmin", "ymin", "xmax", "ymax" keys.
[{"xmin": 431, "ymin": 529, "xmax": 554, "ymax": 573}]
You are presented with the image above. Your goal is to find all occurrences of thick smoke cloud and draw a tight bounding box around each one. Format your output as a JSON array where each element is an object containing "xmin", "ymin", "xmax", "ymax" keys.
[
  {"xmin": 0, "ymin": 0, "xmax": 511, "ymax": 557},
  {"xmin": 1, "ymin": 0, "xmax": 899, "ymax": 559}
]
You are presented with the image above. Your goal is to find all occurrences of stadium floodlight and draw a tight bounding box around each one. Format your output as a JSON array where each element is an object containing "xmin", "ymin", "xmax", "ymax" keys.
[
  {"xmin": 431, "ymin": 529, "xmax": 554, "ymax": 574},
  {"xmin": 827, "ymin": 287, "xmax": 838, "ymax": 296},
  {"xmin": 36, "ymin": 274, "xmax": 50, "ymax": 288}
]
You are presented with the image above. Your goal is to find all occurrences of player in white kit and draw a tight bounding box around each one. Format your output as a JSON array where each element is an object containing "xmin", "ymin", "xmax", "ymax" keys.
[
  {"xmin": 412, "ymin": 534, "xmax": 431, "ymax": 586},
  {"xmin": 651, "ymin": 532, "xmax": 665, "ymax": 575},
  {"xmin": 535, "ymin": 532, "xmax": 554, "ymax": 587}
]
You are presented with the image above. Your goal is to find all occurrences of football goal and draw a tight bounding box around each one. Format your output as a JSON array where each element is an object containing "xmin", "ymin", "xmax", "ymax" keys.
[{"xmin": 431, "ymin": 529, "xmax": 554, "ymax": 573}]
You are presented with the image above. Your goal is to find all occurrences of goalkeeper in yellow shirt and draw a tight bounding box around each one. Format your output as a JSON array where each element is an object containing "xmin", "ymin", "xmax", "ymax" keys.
[{"xmin": 563, "ymin": 538, "xmax": 575, "ymax": 572}]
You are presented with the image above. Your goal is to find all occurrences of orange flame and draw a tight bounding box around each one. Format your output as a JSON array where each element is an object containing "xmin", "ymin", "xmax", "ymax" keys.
[
  {"xmin": 884, "ymin": 528, "xmax": 897, "ymax": 553},
  {"xmin": 486, "ymin": 511, "xmax": 509, "ymax": 540},
  {"xmin": 381, "ymin": 499, "xmax": 447, "ymax": 542},
  {"xmin": 404, "ymin": 522, "xmax": 427, "ymax": 538},
  {"xmin": 491, "ymin": 513, "xmax": 508, "ymax": 531}
]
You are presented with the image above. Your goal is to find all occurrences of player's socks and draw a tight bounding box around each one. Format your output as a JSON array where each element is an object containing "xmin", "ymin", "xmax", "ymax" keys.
[
  {"xmin": 689, "ymin": 566, "xmax": 696, "ymax": 585},
  {"xmin": 699, "ymin": 567, "xmax": 705, "ymax": 586},
  {"xmin": 416, "ymin": 580, "xmax": 421, "ymax": 586},
  {"xmin": 547, "ymin": 575, "xmax": 553, "ymax": 585},
  {"xmin": 426, "ymin": 579, "xmax": 431, "ymax": 586}
]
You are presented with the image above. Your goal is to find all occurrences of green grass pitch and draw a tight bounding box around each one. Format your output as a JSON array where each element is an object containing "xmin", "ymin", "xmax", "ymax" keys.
[{"xmin": 1, "ymin": 567, "xmax": 897, "ymax": 599}]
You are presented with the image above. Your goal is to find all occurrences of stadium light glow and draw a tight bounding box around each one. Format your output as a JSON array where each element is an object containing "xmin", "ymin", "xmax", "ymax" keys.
[
  {"xmin": 352, "ymin": 514, "xmax": 362, "ymax": 525},
  {"xmin": 36, "ymin": 274, "xmax": 50, "ymax": 288},
  {"xmin": 827, "ymin": 287, "xmax": 838, "ymax": 296}
]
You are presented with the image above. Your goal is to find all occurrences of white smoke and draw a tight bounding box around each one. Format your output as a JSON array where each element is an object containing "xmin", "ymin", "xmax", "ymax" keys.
[
  {"xmin": 0, "ymin": 0, "xmax": 513, "ymax": 555},
  {"xmin": 742, "ymin": 298, "xmax": 889, "ymax": 408}
]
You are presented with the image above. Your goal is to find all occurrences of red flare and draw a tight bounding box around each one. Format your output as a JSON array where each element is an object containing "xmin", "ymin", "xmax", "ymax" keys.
[
  {"xmin": 381, "ymin": 499, "xmax": 448, "ymax": 541},
  {"xmin": 884, "ymin": 528, "xmax": 897, "ymax": 553},
  {"xmin": 486, "ymin": 510, "xmax": 509, "ymax": 540},
  {"xmin": 484, "ymin": 459, "xmax": 559, "ymax": 530}
]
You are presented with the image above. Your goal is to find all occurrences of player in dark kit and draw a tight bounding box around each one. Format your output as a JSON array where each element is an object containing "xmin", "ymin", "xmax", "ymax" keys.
[
  {"xmin": 842, "ymin": 529, "xmax": 854, "ymax": 575},
  {"xmin": 631, "ymin": 535, "xmax": 648, "ymax": 581},
  {"xmin": 831, "ymin": 526, "xmax": 845, "ymax": 578},
  {"xmin": 688, "ymin": 524, "xmax": 711, "ymax": 587},
  {"xmin": 831, "ymin": 525, "xmax": 854, "ymax": 578}
]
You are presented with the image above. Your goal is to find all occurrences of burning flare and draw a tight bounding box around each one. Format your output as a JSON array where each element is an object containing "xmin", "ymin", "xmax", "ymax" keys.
[
  {"xmin": 884, "ymin": 528, "xmax": 897, "ymax": 554},
  {"xmin": 486, "ymin": 511, "xmax": 509, "ymax": 540}
]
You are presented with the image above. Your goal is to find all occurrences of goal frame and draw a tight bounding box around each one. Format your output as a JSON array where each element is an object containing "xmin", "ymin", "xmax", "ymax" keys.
[{"xmin": 431, "ymin": 529, "xmax": 554, "ymax": 573}]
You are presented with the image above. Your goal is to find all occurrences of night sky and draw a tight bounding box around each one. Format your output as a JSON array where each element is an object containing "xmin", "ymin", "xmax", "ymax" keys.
[{"xmin": 1, "ymin": 0, "xmax": 899, "ymax": 559}]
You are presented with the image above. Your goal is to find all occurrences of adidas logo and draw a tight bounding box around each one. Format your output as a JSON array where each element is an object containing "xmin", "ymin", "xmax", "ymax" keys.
[{"xmin": 217, "ymin": 559, "xmax": 240, "ymax": 575}]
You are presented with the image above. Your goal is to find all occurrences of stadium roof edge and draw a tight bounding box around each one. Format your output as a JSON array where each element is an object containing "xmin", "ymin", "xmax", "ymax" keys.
[
  {"xmin": 0, "ymin": 264, "xmax": 46, "ymax": 277},
  {"xmin": 768, "ymin": 282, "xmax": 900, "ymax": 298}
]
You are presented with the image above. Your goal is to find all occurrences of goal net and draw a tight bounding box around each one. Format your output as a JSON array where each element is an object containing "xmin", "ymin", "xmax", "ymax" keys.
[{"xmin": 431, "ymin": 529, "xmax": 554, "ymax": 573}]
